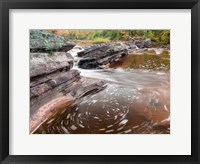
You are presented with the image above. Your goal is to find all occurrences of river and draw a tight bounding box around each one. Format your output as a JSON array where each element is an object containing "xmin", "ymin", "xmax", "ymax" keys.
[{"xmin": 34, "ymin": 46, "xmax": 170, "ymax": 134}]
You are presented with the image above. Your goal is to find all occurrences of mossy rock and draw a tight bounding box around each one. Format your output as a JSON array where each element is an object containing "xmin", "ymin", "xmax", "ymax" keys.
[{"xmin": 30, "ymin": 30, "xmax": 75, "ymax": 53}]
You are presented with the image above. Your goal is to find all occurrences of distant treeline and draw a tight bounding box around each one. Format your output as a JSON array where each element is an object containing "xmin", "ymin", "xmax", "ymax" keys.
[{"xmin": 46, "ymin": 30, "xmax": 170, "ymax": 45}]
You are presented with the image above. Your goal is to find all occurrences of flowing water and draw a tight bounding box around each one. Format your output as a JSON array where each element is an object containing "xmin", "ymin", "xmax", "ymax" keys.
[{"xmin": 34, "ymin": 47, "xmax": 170, "ymax": 134}]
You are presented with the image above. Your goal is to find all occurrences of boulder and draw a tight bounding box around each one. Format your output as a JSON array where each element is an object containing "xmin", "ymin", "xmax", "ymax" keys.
[
  {"xmin": 30, "ymin": 30, "xmax": 75, "ymax": 53},
  {"xmin": 78, "ymin": 43, "xmax": 128, "ymax": 69},
  {"xmin": 135, "ymin": 41, "xmax": 144, "ymax": 48},
  {"xmin": 124, "ymin": 41, "xmax": 138, "ymax": 49},
  {"xmin": 77, "ymin": 45, "xmax": 102, "ymax": 57},
  {"xmin": 78, "ymin": 58, "xmax": 99, "ymax": 69},
  {"xmin": 144, "ymin": 38, "xmax": 152, "ymax": 48}
]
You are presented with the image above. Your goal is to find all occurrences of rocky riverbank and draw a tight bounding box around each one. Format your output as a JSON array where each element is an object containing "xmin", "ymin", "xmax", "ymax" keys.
[
  {"xmin": 77, "ymin": 40, "xmax": 169, "ymax": 70},
  {"xmin": 30, "ymin": 30, "xmax": 106, "ymax": 133},
  {"xmin": 30, "ymin": 30, "xmax": 170, "ymax": 134}
]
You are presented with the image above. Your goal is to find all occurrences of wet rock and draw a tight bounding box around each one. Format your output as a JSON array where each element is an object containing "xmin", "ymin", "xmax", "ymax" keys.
[
  {"xmin": 30, "ymin": 74, "xmax": 106, "ymax": 133},
  {"xmin": 77, "ymin": 44, "xmax": 103, "ymax": 57},
  {"xmin": 78, "ymin": 58, "xmax": 99, "ymax": 69},
  {"xmin": 98, "ymin": 63, "xmax": 110, "ymax": 69},
  {"xmin": 30, "ymin": 70, "xmax": 81, "ymax": 99},
  {"xmin": 30, "ymin": 69, "xmax": 81, "ymax": 115},
  {"xmin": 30, "ymin": 95, "xmax": 75, "ymax": 133},
  {"xmin": 30, "ymin": 30, "xmax": 75, "ymax": 53},
  {"xmin": 78, "ymin": 43, "xmax": 128, "ymax": 69},
  {"xmin": 30, "ymin": 52, "xmax": 106, "ymax": 133},
  {"xmin": 135, "ymin": 41, "xmax": 144, "ymax": 48},
  {"xmin": 123, "ymin": 41, "xmax": 138, "ymax": 49},
  {"xmin": 144, "ymin": 38, "xmax": 152, "ymax": 48},
  {"xmin": 66, "ymin": 52, "xmax": 74, "ymax": 60},
  {"xmin": 134, "ymin": 38, "xmax": 152, "ymax": 48},
  {"xmin": 30, "ymin": 31, "xmax": 108, "ymax": 133},
  {"xmin": 68, "ymin": 77, "xmax": 107, "ymax": 98}
]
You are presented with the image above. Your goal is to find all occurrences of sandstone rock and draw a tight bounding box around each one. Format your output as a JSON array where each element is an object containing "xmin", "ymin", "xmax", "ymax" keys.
[
  {"xmin": 30, "ymin": 74, "xmax": 107, "ymax": 133},
  {"xmin": 30, "ymin": 52, "xmax": 107, "ymax": 133},
  {"xmin": 30, "ymin": 70, "xmax": 81, "ymax": 99},
  {"xmin": 30, "ymin": 95, "xmax": 75, "ymax": 134},
  {"xmin": 68, "ymin": 77, "xmax": 107, "ymax": 98},
  {"xmin": 30, "ymin": 52, "xmax": 74, "ymax": 79},
  {"xmin": 30, "ymin": 70, "xmax": 81, "ymax": 115},
  {"xmin": 29, "ymin": 31, "xmax": 108, "ymax": 133}
]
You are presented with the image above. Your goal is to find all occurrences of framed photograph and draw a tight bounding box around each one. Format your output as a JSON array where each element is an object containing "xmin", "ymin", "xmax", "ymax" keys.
[{"xmin": 1, "ymin": 0, "xmax": 200, "ymax": 163}]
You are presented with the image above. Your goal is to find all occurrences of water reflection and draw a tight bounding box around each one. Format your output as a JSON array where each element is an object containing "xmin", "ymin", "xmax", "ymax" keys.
[{"xmin": 110, "ymin": 53, "xmax": 170, "ymax": 71}]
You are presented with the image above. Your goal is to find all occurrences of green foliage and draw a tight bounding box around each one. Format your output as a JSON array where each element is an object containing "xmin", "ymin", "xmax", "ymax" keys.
[
  {"xmin": 88, "ymin": 30, "xmax": 170, "ymax": 45},
  {"xmin": 89, "ymin": 30, "xmax": 122, "ymax": 41},
  {"xmin": 50, "ymin": 30, "xmax": 170, "ymax": 46},
  {"xmin": 145, "ymin": 30, "xmax": 154, "ymax": 39},
  {"xmin": 91, "ymin": 37, "xmax": 110, "ymax": 44},
  {"xmin": 160, "ymin": 30, "xmax": 170, "ymax": 44},
  {"xmin": 145, "ymin": 30, "xmax": 170, "ymax": 45}
]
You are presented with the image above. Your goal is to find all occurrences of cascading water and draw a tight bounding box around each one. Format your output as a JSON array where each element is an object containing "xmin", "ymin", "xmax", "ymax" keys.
[{"xmin": 34, "ymin": 46, "xmax": 170, "ymax": 134}]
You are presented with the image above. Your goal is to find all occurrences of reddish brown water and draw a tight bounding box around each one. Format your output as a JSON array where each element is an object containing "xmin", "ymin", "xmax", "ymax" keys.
[
  {"xmin": 110, "ymin": 53, "xmax": 170, "ymax": 71},
  {"xmin": 34, "ymin": 61, "xmax": 170, "ymax": 134}
]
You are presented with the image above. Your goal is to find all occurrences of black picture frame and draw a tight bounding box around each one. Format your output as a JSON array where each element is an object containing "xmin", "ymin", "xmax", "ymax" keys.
[{"xmin": 0, "ymin": 0, "xmax": 199, "ymax": 163}]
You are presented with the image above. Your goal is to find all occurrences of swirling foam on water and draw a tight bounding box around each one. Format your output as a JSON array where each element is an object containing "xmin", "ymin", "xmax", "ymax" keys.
[
  {"xmin": 35, "ymin": 74, "xmax": 170, "ymax": 134},
  {"xmin": 34, "ymin": 48, "xmax": 170, "ymax": 134}
]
